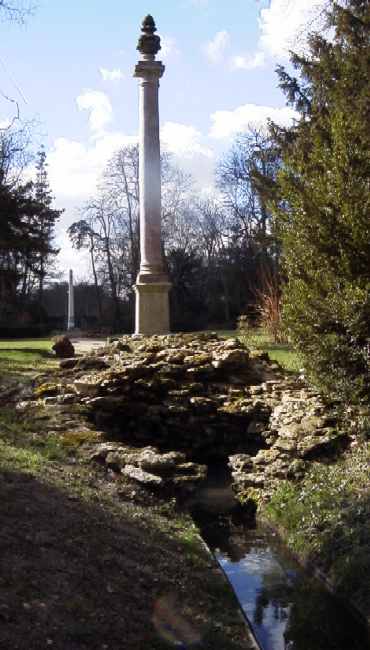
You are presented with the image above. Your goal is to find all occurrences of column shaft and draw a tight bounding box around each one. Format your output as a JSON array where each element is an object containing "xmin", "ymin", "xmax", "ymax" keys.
[
  {"xmin": 139, "ymin": 77, "xmax": 163, "ymax": 275},
  {"xmin": 133, "ymin": 17, "xmax": 171, "ymax": 335},
  {"xmin": 67, "ymin": 269, "xmax": 75, "ymax": 330}
]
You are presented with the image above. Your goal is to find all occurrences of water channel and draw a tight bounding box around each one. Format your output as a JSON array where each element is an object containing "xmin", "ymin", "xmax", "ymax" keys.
[{"xmin": 190, "ymin": 466, "xmax": 370, "ymax": 650}]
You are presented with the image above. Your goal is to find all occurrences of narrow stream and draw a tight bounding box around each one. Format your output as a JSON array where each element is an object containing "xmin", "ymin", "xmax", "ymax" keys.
[{"xmin": 190, "ymin": 465, "xmax": 370, "ymax": 650}]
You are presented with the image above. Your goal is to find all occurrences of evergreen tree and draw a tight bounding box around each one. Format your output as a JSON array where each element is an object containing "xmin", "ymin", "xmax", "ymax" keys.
[
  {"xmin": 0, "ymin": 179, "xmax": 46, "ymax": 318},
  {"xmin": 0, "ymin": 139, "xmax": 63, "ymax": 322},
  {"xmin": 33, "ymin": 147, "xmax": 62, "ymax": 305},
  {"xmin": 269, "ymin": 0, "xmax": 370, "ymax": 403}
]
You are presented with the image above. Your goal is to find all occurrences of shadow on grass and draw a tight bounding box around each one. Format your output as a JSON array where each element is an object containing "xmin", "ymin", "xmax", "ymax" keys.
[
  {"xmin": 0, "ymin": 469, "xmax": 252, "ymax": 650},
  {"xmin": 0, "ymin": 350, "xmax": 57, "ymax": 378}
]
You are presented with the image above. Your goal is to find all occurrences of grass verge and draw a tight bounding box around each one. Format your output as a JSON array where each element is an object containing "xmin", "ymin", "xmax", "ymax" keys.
[{"xmin": 265, "ymin": 443, "xmax": 370, "ymax": 621}]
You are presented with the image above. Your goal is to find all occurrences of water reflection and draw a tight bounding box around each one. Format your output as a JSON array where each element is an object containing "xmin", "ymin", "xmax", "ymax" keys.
[{"xmin": 204, "ymin": 524, "xmax": 369, "ymax": 650}]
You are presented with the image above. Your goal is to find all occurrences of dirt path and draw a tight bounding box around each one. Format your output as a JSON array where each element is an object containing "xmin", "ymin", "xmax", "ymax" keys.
[{"xmin": 70, "ymin": 338, "xmax": 106, "ymax": 355}]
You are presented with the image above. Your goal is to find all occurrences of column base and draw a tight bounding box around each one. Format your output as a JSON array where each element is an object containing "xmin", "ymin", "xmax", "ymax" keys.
[{"xmin": 134, "ymin": 281, "xmax": 171, "ymax": 335}]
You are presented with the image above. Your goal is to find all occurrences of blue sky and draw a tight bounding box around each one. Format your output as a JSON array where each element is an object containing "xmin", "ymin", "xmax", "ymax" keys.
[{"xmin": 1, "ymin": 0, "xmax": 327, "ymax": 275}]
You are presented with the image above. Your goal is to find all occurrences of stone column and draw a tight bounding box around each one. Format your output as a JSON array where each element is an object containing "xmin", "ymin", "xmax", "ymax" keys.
[
  {"xmin": 67, "ymin": 269, "xmax": 75, "ymax": 330},
  {"xmin": 134, "ymin": 15, "xmax": 171, "ymax": 335}
]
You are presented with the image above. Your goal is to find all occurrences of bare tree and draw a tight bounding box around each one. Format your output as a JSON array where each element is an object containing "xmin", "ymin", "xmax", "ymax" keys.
[
  {"xmin": 80, "ymin": 195, "xmax": 123, "ymax": 326},
  {"xmin": 217, "ymin": 126, "xmax": 279, "ymax": 248},
  {"xmin": 69, "ymin": 145, "xmax": 197, "ymax": 327},
  {"xmin": 0, "ymin": 123, "xmax": 33, "ymax": 186},
  {"xmin": 68, "ymin": 220, "xmax": 103, "ymax": 322},
  {"xmin": 0, "ymin": 0, "xmax": 35, "ymax": 129},
  {"xmin": 0, "ymin": 1, "xmax": 34, "ymax": 23},
  {"xmin": 102, "ymin": 146, "xmax": 140, "ymax": 287}
]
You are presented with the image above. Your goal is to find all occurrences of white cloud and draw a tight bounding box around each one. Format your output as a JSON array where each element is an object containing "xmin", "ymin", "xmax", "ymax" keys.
[
  {"xmin": 231, "ymin": 51, "xmax": 265, "ymax": 70},
  {"xmin": 161, "ymin": 121, "xmax": 213, "ymax": 158},
  {"xmin": 259, "ymin": 0, "xmax": 328, "ymax": 59},
  {"xmin": 55, "ymin": 226, "xmax": 91, "ymax": 280},
  {"xmin": 228, "ymin": 0, "xmax": 329, "ymax": 72},
  {"xmin": 0, "ymin": 118, "xmax": 11, "ymax": 129},
  {"xmin": 210, "ymin": 103, "xmax": 298, "ymax": 139},
  {"xmin": 99, "ymin": 67, "xmax": 124, "ymax": 82},
  {"xmin": 49, "ymin": 119, "xmax": 215, "ymax": 269},
  {"xmin": 48, "ymin": 121, "xmax": 212, "ymax": 202},
  {"xmin": 204, "ymin": 31, "xmax": 230, "ymax": 64},
  {"xmin": 76, "ymin": 90, "xmax": 113, "ymax": 132},
  {"xmin": 160, "ymin": 36, "xmax": 179, "ymax": 60},
  {"xmin": 47, "ymin": 131, "xmax": 138, "ymax": 200}
]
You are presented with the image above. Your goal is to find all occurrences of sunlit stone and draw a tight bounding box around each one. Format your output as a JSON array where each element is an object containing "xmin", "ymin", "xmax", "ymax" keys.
[{"xmin": 134, "ymin": 15, "xmax": 171, "ymax": 335}]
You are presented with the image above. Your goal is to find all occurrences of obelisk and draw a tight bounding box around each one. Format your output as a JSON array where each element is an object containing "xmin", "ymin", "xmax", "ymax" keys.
[
  {"xmin": 134, "ymin": 15, "xmax": 171, "ymax": 335},
  {"xmin": 67, "ymin": 269, "xmax": 75, "ymax": 330}
]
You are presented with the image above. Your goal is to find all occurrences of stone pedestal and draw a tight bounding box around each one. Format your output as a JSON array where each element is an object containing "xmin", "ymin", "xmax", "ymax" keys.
[
  {"xmin": 134, "ymin": 281, "xmax": 171, "ymax": 335},
  {"xmin": 133, "ymin": 15, "xmax": 171, "ymax": 335}
]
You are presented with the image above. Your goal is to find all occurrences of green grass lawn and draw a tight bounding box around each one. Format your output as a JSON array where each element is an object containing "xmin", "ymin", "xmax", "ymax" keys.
[
  {"xmin": 214, "ymin": 328, "xmax": 302, "ymax": 372},
  {"xmin": 0, "ymin": 338, "xmax": 55, "ymax": 377}
]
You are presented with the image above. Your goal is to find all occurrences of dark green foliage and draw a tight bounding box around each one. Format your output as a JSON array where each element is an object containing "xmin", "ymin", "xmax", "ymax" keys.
[
  {"xmin": 33, "ymin": 147, "xmax": 62, "ymax": 302},
  {"xmin": 0, "ymin": 324, "xmax": 51, "ymax": 338},
  {"xmin": 269, "ymin": 0, "xmax": 370, "ymax": 403},
  {"xmin": 167, "ymin": 248, "xmax": 208, "ymax": 330},
  {"xmin": 0, "ymin": 139, "xmax": 62, "ymax": 323}
]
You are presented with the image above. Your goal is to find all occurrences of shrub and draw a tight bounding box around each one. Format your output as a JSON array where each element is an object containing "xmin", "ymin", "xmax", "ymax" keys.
[
  {"xmin": 266, "ymin": 0, "xmax": 370, "ymax": 404},
  {"xmin": 0, "ymin": 324, "xmax": 51, "ymax": 338},
  {"xmin": 255, "ymin": 268, "xmax": 286, "ymax": 343}
]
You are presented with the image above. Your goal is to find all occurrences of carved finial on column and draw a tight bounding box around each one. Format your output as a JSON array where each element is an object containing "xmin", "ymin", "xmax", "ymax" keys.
[{"xmin": 137, "ymin": 15, "xmax": 161, "ymax": 59}]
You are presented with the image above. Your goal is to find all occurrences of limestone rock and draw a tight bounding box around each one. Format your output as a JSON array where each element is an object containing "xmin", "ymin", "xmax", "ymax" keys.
[
  {"xmin": 123, "ymin": 465, "xmax": 163, "ymax": 487},
  {"xmin": 111, "ymin": 340, "xmax": 131, "ymax": 353},
  {"xmin": 84, "ymin": 396, "xmax": 130, "ymax": 410},
  {"xmin": 52, "ymin": 336, "xmax": 75, "ymax": 358},
  {"xmin": 170, "ymin": 462, "xmax": 208, "ymax": 493},
  {"xmin": 229, "ymin": 454, "xmax": 254, "ymax": 473},
  {"xmin": 222, "ymin": 338, "xmax": 244, "ymax": 350},
  {"xmin": 212, "ymin": 349, "xmax": 249, "ymax": 370},
  {"xmin": 190, "ymin": 396, "xmax": 217, "ymax": 413},
  {"xmin": 60, "ymin": 358, "xmax": 79, "ymax": 369},
  {"xmin": 44, "ymin": 396, "xmax": 58, "ymax": 405},
  {"xmin": 28, "ymin": 332, "xmax": 348, "ymax": 507},
  {"xmin": 297, "ymin": 428, "xmax": 346, "ymax": 459},
  {"xmin": 183, "ymin": 353, "xmax": 212, "ymax": 367},
  {"xmin": 58, "ymin": 393, "xmax": 78, "ymax": 404},
  {"xmin": 105, "ymin": 450, "xmax": 135, "ymax": 469},
  {"xmin": 74, "ymin": 375, "xmax": 103, "ymax": 397},
  {"xmin": 34, "ymin": 383, "xmax": 62, "ymax": 398},
  {"xmin": 87, "ymin": 442, "xmax": 127, "ymax": 463},
  {"xmin": 76, "ymin": 357, "xmax": 109, "ymax": 371},
  {"xmin": 136, "ymin": 447, "xmax": 186, "ymax": 474}
]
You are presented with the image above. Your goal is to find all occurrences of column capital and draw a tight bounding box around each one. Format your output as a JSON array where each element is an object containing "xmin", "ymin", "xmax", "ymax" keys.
[{"xmin": 134, "ymin": 60, "xmax": 165, "ymax": 80}]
